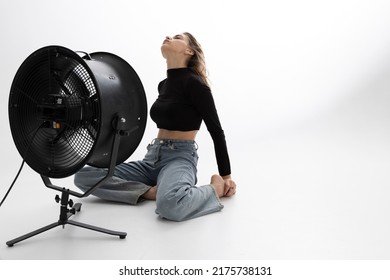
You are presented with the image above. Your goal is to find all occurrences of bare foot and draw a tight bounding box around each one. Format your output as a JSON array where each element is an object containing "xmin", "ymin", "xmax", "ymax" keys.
[
  {"xmin": 142, "ymin": 186, "xmax": 157, "ymax": 200},
  {"xmin": 210, "ymin": 174, "xmax": 225, "ymax": 197}
]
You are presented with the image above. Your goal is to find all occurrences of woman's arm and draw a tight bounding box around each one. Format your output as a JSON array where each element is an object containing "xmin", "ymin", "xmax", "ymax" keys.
[{"xmin": 189, "ymin": 78, "xmax": 231, "ymax": 176}]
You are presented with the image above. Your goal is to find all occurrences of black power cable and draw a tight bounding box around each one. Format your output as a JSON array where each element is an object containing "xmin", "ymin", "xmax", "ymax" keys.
[
  {"xmin": 0, "ymin": 123, "xmax": 44, "ymax": 207},
  {"xmin": 0, "ymin": 160, "xmax": 25, "ymax": 207}
]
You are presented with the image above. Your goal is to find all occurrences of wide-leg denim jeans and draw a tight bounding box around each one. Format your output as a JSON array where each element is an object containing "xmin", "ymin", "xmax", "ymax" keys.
[{"xmin": 74, "ymin": 139, "xmax": 224, "ymax": 221}]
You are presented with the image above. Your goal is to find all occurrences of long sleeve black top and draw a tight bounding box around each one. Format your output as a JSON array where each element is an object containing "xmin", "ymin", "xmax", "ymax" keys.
[{"xmin": 150, "ymin": 68, "xmax": 231, "ymax": 176}]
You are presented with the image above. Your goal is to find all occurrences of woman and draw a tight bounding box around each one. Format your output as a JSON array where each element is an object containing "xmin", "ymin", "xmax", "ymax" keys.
[{"xmin": 74, "ymin": 32, "xmax": 236, "ymax": 221}]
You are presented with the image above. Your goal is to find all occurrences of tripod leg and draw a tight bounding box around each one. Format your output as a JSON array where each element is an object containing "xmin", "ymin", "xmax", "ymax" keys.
[
  {"xmin": 6, "ymin": 222, "xmax": 60, "ymax": 247},
  {"xmin": 67, "ymin": 220, "xmax": 127, "ymax": 239}
]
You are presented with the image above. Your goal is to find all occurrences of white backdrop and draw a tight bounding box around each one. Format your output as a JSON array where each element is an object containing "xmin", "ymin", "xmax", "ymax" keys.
[
  {"xmin": 1, "ymin": 0, "xmax": 390, "ymax": 168},
  {"xmin": 1, "ymin": 0, "xmax": 390, "ymax": 260},
  {"xmin": 1, "ymin": 0, "xmax": 390, "ymax": 160}
]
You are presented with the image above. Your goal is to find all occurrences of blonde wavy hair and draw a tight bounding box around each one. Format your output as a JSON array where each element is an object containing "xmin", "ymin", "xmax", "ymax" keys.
[{"xmin": 184, "ymin": 32, "xmax": 210, "ymax": 88}]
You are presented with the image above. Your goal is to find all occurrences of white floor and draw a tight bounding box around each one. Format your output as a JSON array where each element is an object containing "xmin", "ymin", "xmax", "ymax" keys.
[{"xmin": 1, "ymin": 82, "xmax": 390, "ymax": 260}]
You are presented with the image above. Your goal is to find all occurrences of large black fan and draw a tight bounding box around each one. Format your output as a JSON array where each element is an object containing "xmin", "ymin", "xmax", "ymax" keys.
[{"xmin": 5, "ymin": 46, "xmax": 147, "ymax": 246}]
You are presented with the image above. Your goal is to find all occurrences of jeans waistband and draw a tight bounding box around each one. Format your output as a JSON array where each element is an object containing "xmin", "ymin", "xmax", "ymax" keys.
[{"xmin": 150, "ymin": 138, "xmax": 198, "ymax": 149}]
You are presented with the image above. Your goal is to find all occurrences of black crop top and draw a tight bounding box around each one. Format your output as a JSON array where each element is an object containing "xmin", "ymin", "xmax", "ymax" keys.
[{"xmin": 150, "ymin": 68, "xmax": 231, "ymax": 176}]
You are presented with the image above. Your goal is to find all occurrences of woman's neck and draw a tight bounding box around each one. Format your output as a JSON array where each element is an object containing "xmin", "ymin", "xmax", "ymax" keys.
[{"xmin": 165, "ymin": 57, "xmax": 188, "ymax": 69}]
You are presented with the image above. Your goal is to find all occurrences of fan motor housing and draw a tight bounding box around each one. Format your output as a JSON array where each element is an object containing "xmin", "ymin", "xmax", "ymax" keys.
[{"xmin": 9, "ymin": 46, "xmax": 147, "ymax": 178}]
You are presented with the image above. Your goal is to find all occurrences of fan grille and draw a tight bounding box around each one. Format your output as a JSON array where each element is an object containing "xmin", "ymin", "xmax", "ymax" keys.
[
  {"xmin": 9, "ymin": 46, "xmax": 100, "ymax": 178},
  {"xmin": 60, "ymin": 64, "xmax": 97, "ymax": 159}
]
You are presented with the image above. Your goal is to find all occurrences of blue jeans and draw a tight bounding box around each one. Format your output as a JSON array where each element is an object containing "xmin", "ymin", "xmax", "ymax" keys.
[{"xmin": 74, "ymin": 139, "xmax": 224, "ymax": 221}]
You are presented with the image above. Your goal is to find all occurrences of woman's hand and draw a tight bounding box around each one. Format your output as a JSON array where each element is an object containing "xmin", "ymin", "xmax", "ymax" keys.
[
  {"xmin": 211, "ymin": 175, "xmax": 236, "ymax": 198},
  {"xmin": 222, "ymin": 175, "xmax": 237, "ymax": 197}
]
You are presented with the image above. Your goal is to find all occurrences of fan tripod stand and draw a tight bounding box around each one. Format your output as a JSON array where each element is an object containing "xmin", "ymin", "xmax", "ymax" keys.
[
  {"xmin": 6, "ymin": 116, "xmax": 136, "ymax": 247},
  {"xmin": 6, "ymin": 187, "xmax": 126, "ymax": 247}
]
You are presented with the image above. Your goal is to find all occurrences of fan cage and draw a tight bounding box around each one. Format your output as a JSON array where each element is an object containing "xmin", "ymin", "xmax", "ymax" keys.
[{"xmin": 9, "ymin": 46, "xmax": 101, "ymax": 178}]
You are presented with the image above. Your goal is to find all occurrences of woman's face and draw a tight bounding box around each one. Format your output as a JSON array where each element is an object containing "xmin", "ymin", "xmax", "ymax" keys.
[{"xmin": 161, "ymin": 34, "xmax": 192, "ymax": 59}]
